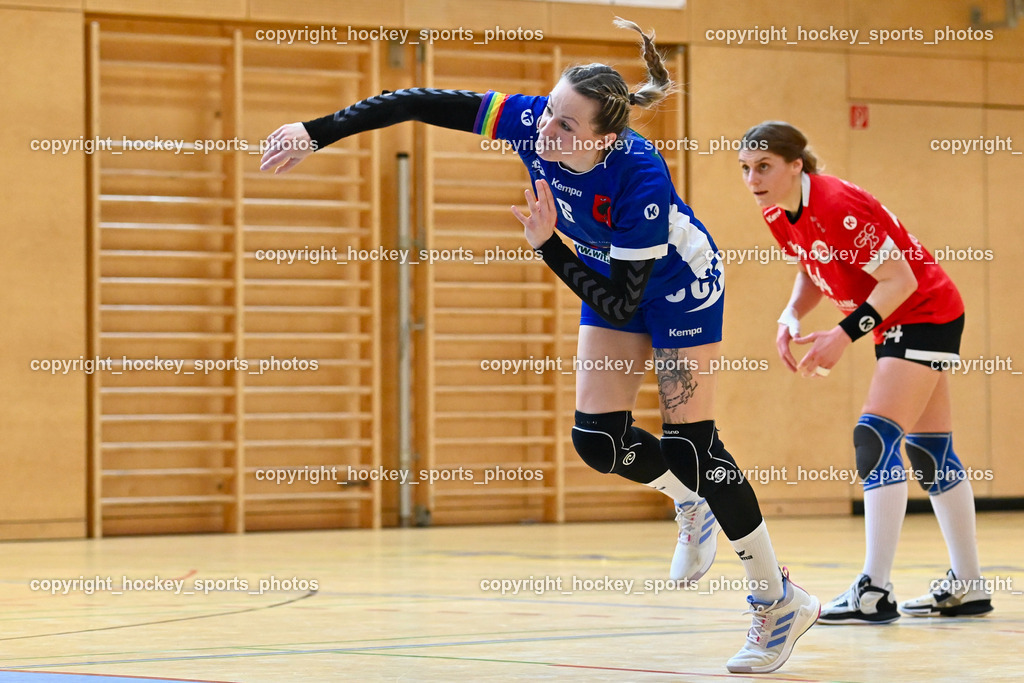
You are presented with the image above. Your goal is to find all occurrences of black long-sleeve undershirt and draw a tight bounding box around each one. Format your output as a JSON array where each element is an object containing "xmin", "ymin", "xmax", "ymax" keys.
[
  {"xmin": 302, "ymin": 88, "xmax": 483, "ymax": 147},
  {"xmin": 302, "ymin": 88, "xmax": 654, "ymax": 327},
  {"xmin": 538, "ymin": 234, "xmax": 653, "ymax": 326}
]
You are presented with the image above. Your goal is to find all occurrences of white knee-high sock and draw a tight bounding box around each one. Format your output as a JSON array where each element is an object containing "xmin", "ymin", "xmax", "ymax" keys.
[
  {"xmin": 861, "ymin": 481, "xmax": 908, "ymax": 587},
  {"xmin": 929, "ymin": 480, "xmax": 983, "ymax": 580},
  {"xmin": 646, "ymin": 470, "xmax": 701, "ymax": 505},
  {"xmin": 730, "ymin": 520, "xmax": 784, "ymax": 602}
]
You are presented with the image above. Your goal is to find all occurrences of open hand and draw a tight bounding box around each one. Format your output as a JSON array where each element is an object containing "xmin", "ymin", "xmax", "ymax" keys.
[
  {"xmin": 260, "ymin": 122, "xmax": 315, "ymax": 174},
  {"xmin": 510, "ymin": 179, "xmax": 557, "ymax": 249}
]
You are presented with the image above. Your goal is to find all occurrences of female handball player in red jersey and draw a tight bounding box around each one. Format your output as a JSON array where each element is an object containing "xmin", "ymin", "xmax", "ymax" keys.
[{"xmin": 739, "ymin": 121, "xmax": 991, "ymax": 624}]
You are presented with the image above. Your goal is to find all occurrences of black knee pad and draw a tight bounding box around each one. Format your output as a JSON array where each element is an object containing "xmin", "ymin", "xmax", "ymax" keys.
[
  {"xmin": 661, "ymin": 420, "xmax": 762, "ymax": 539},
  {"xmin": 660, "ymin": 420, "xmax": 741, "ymax": 496},
  {"xmin": 571, "ymin": 411, "xmax": 665, "ymax": 483}
]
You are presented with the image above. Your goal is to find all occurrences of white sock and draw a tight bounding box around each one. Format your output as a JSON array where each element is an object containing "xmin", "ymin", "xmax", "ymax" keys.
[
  {"xmin": 930, "ymin": 480, "xmax": 983, "ymax": 580},
  {"xmin": 645, "ymin": 470, "xmax": 700, "ymax": 505},
  {"xmin": 730, "ymin": 520, "xmax": 784, "ymax": 602},
  {"xmin": 861, "ymin": 482, "xmax": 908, "ymax": 587}
]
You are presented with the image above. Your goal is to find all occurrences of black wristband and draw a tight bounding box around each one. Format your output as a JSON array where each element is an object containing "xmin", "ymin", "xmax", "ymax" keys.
[{"xmin": 839, "ymin": 302, "xmax": 883, "ymax": 341}]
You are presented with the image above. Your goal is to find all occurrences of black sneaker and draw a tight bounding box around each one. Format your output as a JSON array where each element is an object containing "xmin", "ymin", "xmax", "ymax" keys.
[
  {"xmin": 817, "ymin": 573, "xmax": 899, "ymax": 624},
  {"xmin": 898, "ymin": 569, "xmax": 994, "ymax": 617}
]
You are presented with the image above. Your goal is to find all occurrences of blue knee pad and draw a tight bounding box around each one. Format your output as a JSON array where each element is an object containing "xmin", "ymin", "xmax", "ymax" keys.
[
  {"xmin": 905, "ymin": 432, "xmax": 965, "ymax": 494},
  {"xmin": 854, "ymin": 414, "xmax": 907, "ymax": 491}
]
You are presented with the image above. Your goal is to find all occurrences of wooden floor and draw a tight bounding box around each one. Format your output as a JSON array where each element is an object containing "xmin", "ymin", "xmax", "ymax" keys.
[{"xmin": 1, "ymin": 511, "xmax": 1021, "ymax": 682}]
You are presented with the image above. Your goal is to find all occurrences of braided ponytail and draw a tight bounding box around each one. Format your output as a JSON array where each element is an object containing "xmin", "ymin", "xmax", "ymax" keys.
[
  {"xmin": 560, "ymin": 18, "xmax": 675, "ymax": 137},
  {"xmin": 613, "ymin": 17, "xmax": 674, "ymax": 108}
]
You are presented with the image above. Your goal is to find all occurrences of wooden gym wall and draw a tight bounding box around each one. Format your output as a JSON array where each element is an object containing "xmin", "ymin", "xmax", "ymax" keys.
[{"xmin": 2, "ymin": 0, "xmax": 1022, "ymax": 539}]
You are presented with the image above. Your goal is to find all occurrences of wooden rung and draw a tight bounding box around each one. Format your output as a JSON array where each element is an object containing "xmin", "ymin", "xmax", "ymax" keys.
[
  {"xmin": 433, "ymin": 282, "xmax": 551, "ymax": 291},
  {"xmin": 244, "ymin": 225, "xmax": 365, "ymax": 235},
  {"xmin": 290, "ymin": 359, "xmax": 373, "ymax": 368},
  {"xmin": 102, "ymin": 414, "xmax": 233, "ymax": 423},
  {"xmin": 454, "ymin": 462, "xmax": 555, "ymax": 471},
  {"xmin": 434, "ymin": 385, "xmax": 555, "ymax": 394},
  {"xmin": 433, "ymin": 204, "xmax": 511, "ymax": 213},
  {"xmin": 245, "ymin": 438, "xmax": 372, "ymax": 448},
  {"xmin": 433, "ymin": 178, "xmax": 529, "ymax": 188},
  {"xmin": 101, "ymin": 386, "xmax": 234, "ymax": 395},
  {"xmin": 434, "ymin": 410, "xmax": 554, "ymax": 420},
  {"xmin": 431, "ymin": 487, "xmax": 554, "ymax": 498},
  {"xmin": 245, "ymin": 305, "xmax": 370, "ymax": 314},
  {"xmin": 431, "ymin": 229, "xmax": 539, "ymax": 242},
  {"xmin": 102, "ymin": 60, "xmax": 225, "ymax": 73},
  {"xmin": 102, "ymin": 31, "xmax": 232, "ymax": 47},
  {"xmin": 434, "ymin": 307, "xmax": 552, "ymax": 317},
  {"xmin": 244, "ymin": 332, "xmax": 371, "ymax": 342},
  {"xmin": 100, "ymin": 332, "xmax": 235, "ymax": 341},
  {"xmin": 245, "ymin": 491, "xmax": 373, "ymax": 502},
  {"xmin": 313, "ymin": 147, "xmax": 371, "ymax": 158},
  {"xmin": 433, "ymin": 436, "xmax": 555, "ymax": 446},
  {"xmin": 433, "ymin": 333, "xmax": 557, "ymax": 343},
  {"xmin": 433, "ymin": 152, "xmax": 518, "ymax": 162},
  {"xmin": 244, "ymin": 386, "xmax": 372, "ymax": 395},
  {"xmin": 244, "ymin": 197, "xmax": 371, "ymax": 210},
  {"xmin": 433, "ymin": 49, "xmax": 553, "ymax": 64},
  {"xmin": 100, "ymin": 194, "xmax": 233, "ymax": 207},
  {"xmin": 243, "ymin": 66, "xmax": 364, "ymax": 80},
  {"xmin": 100, "ymin": 222, "xmax": 233, "ymax": 234},
  {"xmin": 246, "ymin": 411, "xmax": 372, "ymax": 421},
  {"xmin": 242, "ymin": 173, "xmax": 362, "ymax": 184},
  {"xmin": 101, "ymin": 250, "xmax": 233, "ymax": 261},
  {"xmin": 244, "ymin": 278, "xmax": 370, "ymax": 289},
  {"xmin": 101, "ymin": 305, "xmax": 235, "ymax": 314},
  {"xmin": 102, "ymin": 440, "xmax": 234, "ymax": 451},
  {"xmin": 102, "ymin": 468, "xmax": 234, "ymax": 477},
  {"xmin": 241, "ymin": 38, "xmax": 371, "ymax": 54},
  {"xmin": 564, "ymin": 486, "xmax": 660, "ymax": 495},
  {"xmin": 101, "ymin": 169, "xmax": 224, "ymax": 181},
  {"xmin": 101, "ymin": 277, "xmax": 233, "ymax": 288},
  {"xmin": 100, "ymin": 495, "xmax": 236, "ymax": 506}
]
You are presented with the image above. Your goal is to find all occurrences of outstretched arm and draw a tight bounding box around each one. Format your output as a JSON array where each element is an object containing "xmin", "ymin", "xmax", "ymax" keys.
[
  {"xmin": 512, "ymin": 179, "xmax": 654, "ymax": 327},
  {"xmin": 260, "ymin": 88, "xmax": 484, "ymax": 173}
]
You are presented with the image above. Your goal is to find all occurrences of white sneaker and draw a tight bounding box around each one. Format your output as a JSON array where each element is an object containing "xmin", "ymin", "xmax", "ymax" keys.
[
  {"xmin": 726, "ymin": 570, "xmax": 820, "ymax": 674},
  {"xmin": 669, "ymin": 499, "xmax": 720, "ymax": 581},
  {"xmin": 898, "ymin": 569, "xmax": 993, "ymax": 617},
  {"xmin": 818, "ymin": 573, "xmax": 899, "ymax": 624}
]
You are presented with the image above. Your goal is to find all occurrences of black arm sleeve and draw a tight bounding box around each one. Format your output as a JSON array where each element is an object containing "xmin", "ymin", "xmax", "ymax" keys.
[
  {"xmin": 302, "ymin": 88, "xmax": 485, "ymax": 148},
  {"xmin": 537, "ymin": 234, "xmax": 654, "ymax": 327}
]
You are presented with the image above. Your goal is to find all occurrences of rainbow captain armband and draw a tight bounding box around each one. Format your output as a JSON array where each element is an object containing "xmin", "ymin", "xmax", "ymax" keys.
[
  {"xmin": 839, "ymin": 302, "xmax": 883, "ymax": 341},
  {"xmin": 473, "ymin": 91, "xmax": 510, "ymax": 138}
]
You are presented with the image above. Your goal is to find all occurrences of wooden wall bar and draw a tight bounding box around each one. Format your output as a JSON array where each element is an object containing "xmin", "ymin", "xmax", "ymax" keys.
[{"xmin": 3, "ymin": 0, "xmax": 1023, "ymax": 538}]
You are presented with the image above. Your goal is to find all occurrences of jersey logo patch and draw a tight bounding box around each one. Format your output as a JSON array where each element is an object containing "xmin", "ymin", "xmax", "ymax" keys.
[
  {"xmin": 520, "ymin": 109, "xmax": 534, "ymax": 127},
  {"xmin": 644, "ymin": 203, "xmax": 660, "ymax": 220},
  {"xmin": 592, "ymin": 195, "xmax": 612, "ymax": 226},
  {"xmin": 844, "ymin": 215, "xmax": 858, "ymax": 230}
]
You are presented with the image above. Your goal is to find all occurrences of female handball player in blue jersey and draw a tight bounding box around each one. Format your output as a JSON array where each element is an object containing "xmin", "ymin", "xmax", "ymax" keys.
[
  {"xmin": 738, "ymin": 121, "xmax": 991, "ymax": 624},
  {"xmin": 262, "ymin": 20, "xmax": 818, "ymax": 673}
]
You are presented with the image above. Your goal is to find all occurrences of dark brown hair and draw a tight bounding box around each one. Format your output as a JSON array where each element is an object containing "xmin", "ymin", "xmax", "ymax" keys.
[
  {"xmin": 741, "ymin": 121, "xmax": 820, "ymax": 174},
  {"xmin": 561, "ymin": 18, "xmax": 674, "ymax": 137}
]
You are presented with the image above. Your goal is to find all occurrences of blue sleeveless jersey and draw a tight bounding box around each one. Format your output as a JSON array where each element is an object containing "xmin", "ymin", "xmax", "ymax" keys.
[{"xmin": 474, "ymin": 90, "xmax": 723, "ymax": 314}]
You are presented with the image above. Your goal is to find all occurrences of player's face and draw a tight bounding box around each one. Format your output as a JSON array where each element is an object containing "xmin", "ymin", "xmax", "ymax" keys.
[
  {"xmin": 738, "ymin": 150, "xmax": 803, "ymax": 211},
  {"xmin": 537, "ymin": 79, "xmax": 616, "ymax": 172}
]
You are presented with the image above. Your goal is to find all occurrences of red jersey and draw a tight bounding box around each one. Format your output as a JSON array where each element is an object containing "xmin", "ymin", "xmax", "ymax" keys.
[{"xmin": 762, "ymin": 173, "xmax": 963, "ymax": 343}]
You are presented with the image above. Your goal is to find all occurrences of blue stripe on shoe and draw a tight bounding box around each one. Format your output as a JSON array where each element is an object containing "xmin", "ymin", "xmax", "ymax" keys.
[
  {"xmin": 766, "ymin": 634, "xmax": 788, "ymax": 648},
  {"xmin": 776, "ymin": 611, "xmax": 795, "ymax": 625}
]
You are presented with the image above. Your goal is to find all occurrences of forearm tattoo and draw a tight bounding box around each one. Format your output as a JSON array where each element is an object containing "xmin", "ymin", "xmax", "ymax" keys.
[{"xmin": 654, "ymin": 348, "xmax": 698, "ymax": 412}]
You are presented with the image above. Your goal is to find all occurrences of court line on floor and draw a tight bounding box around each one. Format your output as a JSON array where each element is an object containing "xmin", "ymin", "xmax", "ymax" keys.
[{"xmin": 0, "ymin": 591, "xmax": 316, "ymax": 643}]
